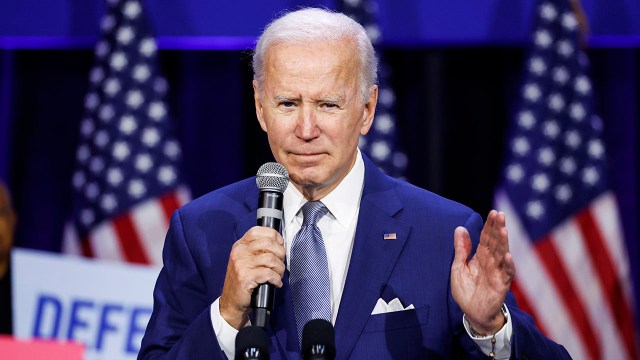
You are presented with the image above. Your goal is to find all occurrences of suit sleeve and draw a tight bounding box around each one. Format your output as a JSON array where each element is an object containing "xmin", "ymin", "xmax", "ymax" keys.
[
  {"xmin": 138, "ymin": 210, "xmax": 227, "ymax": 360},
  {"xmin": 508, "ymin": 301, "xmax": 572, "ymax": 359},
  {"xmin": 451, "ymin": 212, "xmax": 572, "ymax": 359}
]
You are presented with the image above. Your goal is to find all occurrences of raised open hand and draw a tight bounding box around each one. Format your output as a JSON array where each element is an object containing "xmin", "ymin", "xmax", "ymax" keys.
[{"xmin": 451, "ymin": 210, "xmax": 516, "ymax": 335}]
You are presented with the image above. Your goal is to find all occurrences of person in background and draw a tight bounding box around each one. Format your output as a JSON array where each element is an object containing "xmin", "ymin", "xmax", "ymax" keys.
[{"xmin": 0, "ymin": 180, "xmax": 16, "ymax": 335}]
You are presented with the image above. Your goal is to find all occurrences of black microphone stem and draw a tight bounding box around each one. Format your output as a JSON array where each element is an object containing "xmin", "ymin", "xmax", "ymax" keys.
[{"xmin": 252, "ymin": 163, "xmax": 288, "ymax": 329}]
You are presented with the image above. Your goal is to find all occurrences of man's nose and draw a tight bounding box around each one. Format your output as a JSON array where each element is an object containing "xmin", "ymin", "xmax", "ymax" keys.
[{"xmin": 295, "ymin": 105, "xmax": 320, "ymax": 140}]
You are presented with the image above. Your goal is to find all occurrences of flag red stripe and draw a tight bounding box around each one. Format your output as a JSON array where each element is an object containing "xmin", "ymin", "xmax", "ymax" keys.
[
  {"xmin": 80, "ymin": 236, "xmax": 94, "ymax": 258},
  {"xmin": 511, "ymin": 280, "xmax": 547, "ymax": 335},
  {"xmin": 536, "ymin": 236, "xmax": 600, "ymax": 359},
  {"xmin": 159, "ymin": 191, "xmax": 180, "ymax": 224},
  {"xmin": 113, "ymin": 213, "xmax": 150, "ymax": 264},
  {"xmin": 576, "ymin": 209, "xmax": 638, "ymax": 359}
]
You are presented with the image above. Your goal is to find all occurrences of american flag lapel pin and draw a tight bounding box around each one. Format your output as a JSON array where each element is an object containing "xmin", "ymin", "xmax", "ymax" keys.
[{"xmin": 383, "ymin": 232, "xmax": 397, "ymax": 240}]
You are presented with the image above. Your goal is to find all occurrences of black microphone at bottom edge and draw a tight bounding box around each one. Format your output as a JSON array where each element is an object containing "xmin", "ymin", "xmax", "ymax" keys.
[
  {"xmin": 235, "ymin": 326, "xmax": 270, "ymax": 360},
  {"xmin": 302, "ymin": 319, "xmax": 336, "ymax": 360}
]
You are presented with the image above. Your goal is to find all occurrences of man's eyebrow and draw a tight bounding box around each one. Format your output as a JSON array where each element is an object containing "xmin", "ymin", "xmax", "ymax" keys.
[
  {"xmin": 316, "ymin": 95, "xmax": 344, "ymax": 103},
  {"xmin": 273, "ymin": 95, "xmax": 299, "ymax": 102}
]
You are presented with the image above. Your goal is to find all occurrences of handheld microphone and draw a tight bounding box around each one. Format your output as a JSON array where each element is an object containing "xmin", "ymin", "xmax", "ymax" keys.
[
  {"xmin": 235, "ymin": 326, "xmax": 270, "ymax": 360},
  {"xmin": 252, "ymin": 162, "xmax": 289, "ymax": 328},
  {"xmin": 301, "ymin": 319, "xmax": 336, "ymax": 360}
]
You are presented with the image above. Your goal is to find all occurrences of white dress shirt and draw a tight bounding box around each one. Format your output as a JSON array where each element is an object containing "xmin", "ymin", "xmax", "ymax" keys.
[{"xmin": 211, "ymin": 149, "xmax": 512, "ymax": 358}]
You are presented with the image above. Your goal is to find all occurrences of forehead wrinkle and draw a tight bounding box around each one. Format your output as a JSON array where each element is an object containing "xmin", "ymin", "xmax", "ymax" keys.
[{"xmin": 263, "ymin": 41, "xmax": 361, "ymax": 103}]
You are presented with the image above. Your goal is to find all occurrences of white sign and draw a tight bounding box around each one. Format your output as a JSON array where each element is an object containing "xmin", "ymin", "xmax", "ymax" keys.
[{"xmin": 12, "ymin": 248, "xmax": 160, "ymax": 360}]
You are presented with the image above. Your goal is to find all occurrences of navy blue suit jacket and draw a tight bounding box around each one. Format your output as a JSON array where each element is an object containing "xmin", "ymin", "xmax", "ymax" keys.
[{"xmin": 139, "ymin": 155, "xmax": 571, "ymax": 359}]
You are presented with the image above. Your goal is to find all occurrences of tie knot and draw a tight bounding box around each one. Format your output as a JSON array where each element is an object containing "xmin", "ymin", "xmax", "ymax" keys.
[{"xmin": 300, "ymin": 201, "xmax": 328, "ymax": 226}]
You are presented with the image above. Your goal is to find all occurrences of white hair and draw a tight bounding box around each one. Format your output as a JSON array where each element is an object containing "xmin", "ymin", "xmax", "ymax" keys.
[{"xmin": 253, "ymin": 8, "xmax": 378, "ymax": 103}]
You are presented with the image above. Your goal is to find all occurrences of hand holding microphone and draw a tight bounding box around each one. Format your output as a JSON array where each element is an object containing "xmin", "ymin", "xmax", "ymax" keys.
[
  {"xmin": 232, "ymin": 163, "xmax": 289, "ymax": 359},
  {"xmin": 219, "ymin": 163, "xmax": 289, "ymax": 330}
]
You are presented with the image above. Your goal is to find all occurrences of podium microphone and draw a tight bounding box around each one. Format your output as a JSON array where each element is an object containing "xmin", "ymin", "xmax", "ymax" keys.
[
  {"xmin": 301, "ymin": 319, "xmax": 336, "ymax": 360},
  {"xmin": 235, "ymin": 326, "xmax": 270, "ymax": 360},
  {"xmin": 252, "ymin": 162, "xmax": 289, "ymax": 328}
]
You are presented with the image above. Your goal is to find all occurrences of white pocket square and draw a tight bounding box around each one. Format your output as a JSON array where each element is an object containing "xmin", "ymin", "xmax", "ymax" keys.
[{"xmin": 371, "ymin": 298, "xmax": 415, "ymax": 315}]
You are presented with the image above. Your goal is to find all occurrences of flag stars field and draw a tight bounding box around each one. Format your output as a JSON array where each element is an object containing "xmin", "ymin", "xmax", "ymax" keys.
[
  {"xmin": 532, "ymin": 173, "xmax": 550, "ymax": 193},
  {"xmin": 554, "ymin": 183, "xmax": 571, "ymax": 202},
  {"xmin": 560, "ymin": 156, "xmax": 577, "ymax": 175},
  {"xmin": 104, "ymin": 78, "xmax": 121, "ymax": 96},
  {"xmin": 133, "ymin": 64, "xmax": 151, "ymax": 82},
  {"xmin": 552, "ymin": 66, "xmax": 569, "ymax": 84},
  {"xmin": 142, "ymin": 127, "xmax": 160, "ymax": 147},
  {"xmin": 557, "ymin": 40, "xmax": 574, "ymax": 57},
  {"xmin": 139, "ymin": 38, "xmax": 156, "ymax": 57},
  {"xmin": 513, "ymin": 136, "xmax": 531, "ymax": 156},
  {"xmin": 507, "ymin": 164, "xmax": 525, "ymax": 183},
  {"xmin": 374, "ymin": 113, "xmax": 394, "ymax": 134},
  {"xmin": 543, "ymin": 120, "xmax": 560, "ymax": 139},
  {"xmin": 117, "ymin": 26, "xmax": 135, "ymax": 45},
  {"xmin": 112, "ymin": 141, "xmax": 130, "ymax": 161},
  {"xmin": 119, "ymin": 115, "xmax": 137, "ymax": 134},
  {"xmin": 99, "ymin": 104, "xmax": 115, "ymax": 122},
  {"xmin": 110, "ymin": 51, "xmax": 128, "ymax": 71},
  {"xmin": 540, "ymin": 3, "xmax": 557, "ymax": 21},
  {"xmin": 538, "ymin": 147, "xmax": 556, "ymax": 166},
  {"xmin": 135, "ymin": 154, "xmax": 153, "ymax": 173},
  {"xmin": 529, "ymin": 57, "xmax": 547, "ymax": 75},
  {"xmin": 126, "ymin": 89, "xmax": 144, "ymax": 108},
  {"xmin": 535, "ymin": 29, "xmax": 553, "ymax": 48},
  {"xmin": 124, "ymin": 1, "xmax": 141, "ymax": 19},
  {"xmin": 107, "ymin": 168, "xmax": 123, "ymax": 186},
  {"xmin": 128, "ymin": 179, "xmax": 146, "ymax": 198},
  {"xmin": 524, "ymin": 83, "xmax": 542, "ymax": 102}
]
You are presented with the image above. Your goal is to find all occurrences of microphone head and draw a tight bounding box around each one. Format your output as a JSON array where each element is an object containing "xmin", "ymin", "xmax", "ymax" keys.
[
  {"xmin": 235, "ymin": 326, "xmax": 270, "ymax": 360},
  {"xmin": 302, "ymin": 319, "xmax": 335, "ymax": 359},
  {"xmin": 256, "ymin": 162, "xmax": 289, "ymax": 193}
]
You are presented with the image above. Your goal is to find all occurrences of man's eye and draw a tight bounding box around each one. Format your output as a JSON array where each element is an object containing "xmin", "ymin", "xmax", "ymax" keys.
[
  {"xmin": 322, "ymin": 103, "xmax": 338, "ymax": 109},
  {"xmin": 280, "ymin": 101, "xmax": 295, "ymax": 107}
]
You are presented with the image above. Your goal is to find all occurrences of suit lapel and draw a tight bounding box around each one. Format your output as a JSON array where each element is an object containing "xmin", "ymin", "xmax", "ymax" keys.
[{"xmin": 334, "ymin": 157, "xmax": 411, "ymax": 359}]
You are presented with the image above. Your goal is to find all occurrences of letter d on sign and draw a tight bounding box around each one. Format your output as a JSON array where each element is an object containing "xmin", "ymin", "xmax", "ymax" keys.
[{"xmin": 33, "ymin": 294, "xmax": 62, "ymax": 338}]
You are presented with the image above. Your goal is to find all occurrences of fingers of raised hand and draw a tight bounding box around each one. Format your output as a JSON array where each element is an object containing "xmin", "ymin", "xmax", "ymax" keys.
[
  {"xmin": 453, "ymin": 226, "xmax": 473, "ymax": 267},
  {"xmin": 480, "ymin": 211, "xmax": 509, "ymax": 257}
]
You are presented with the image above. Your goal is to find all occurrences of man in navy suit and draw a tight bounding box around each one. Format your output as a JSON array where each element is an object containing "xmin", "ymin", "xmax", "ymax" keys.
[{"xmin": 139, "ymin": 8, "xmax": 571, "ymax": 359}]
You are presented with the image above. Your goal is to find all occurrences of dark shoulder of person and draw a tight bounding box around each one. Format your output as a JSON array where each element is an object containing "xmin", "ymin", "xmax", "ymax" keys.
[{"xmin": 0, "ymin": 257, "xmax": 12, "ymax": 335}]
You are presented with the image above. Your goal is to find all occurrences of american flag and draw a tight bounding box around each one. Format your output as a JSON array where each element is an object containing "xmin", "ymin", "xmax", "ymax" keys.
[
  {"xmin": 494, "ymin": 0, "xmax": 639, "ymax": 358},
  {"xmin": 63, "ymin": 0, "xmax": 189, "ymax": 265},
  {"xmin": 338, "ymin": 0, "xmax": 407, "ymax": 179}
]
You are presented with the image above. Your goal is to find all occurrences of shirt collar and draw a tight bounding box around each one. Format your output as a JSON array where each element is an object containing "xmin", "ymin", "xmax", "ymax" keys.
[{"xmin": 283, "ymin": 149, "xmax": 365, "ymax": 228}]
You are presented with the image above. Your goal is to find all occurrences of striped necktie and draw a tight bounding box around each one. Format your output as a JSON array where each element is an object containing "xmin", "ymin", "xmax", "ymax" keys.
[{"xmin": 289, "ymin": 201, "xmax": 331, "ymax": 345}]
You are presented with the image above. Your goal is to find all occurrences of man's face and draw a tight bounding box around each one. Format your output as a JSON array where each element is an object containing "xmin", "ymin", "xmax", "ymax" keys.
[
  {"xmin": 0, "ymin": 185, "xmax": 15, "ymax": 259},
  {"xmin": 254, "ymin": 39, "xmax": 377, "ymax": 200}
]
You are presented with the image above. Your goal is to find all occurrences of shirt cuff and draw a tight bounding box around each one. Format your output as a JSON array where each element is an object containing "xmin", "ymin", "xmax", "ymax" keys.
[
  {"xmin": 211, "ymin": 297, "xmax": 242, "ymax": 359},
  {"xmin": 462, "ymin": 304, "xmax": 513, "ymax": 360}
]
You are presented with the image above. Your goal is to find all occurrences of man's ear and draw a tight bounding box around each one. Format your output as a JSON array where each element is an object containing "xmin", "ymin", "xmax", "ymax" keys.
[
  {"xmin": 360, "ymin": 84, "xmax": 378, "ymax": 136},
  {"xmin": 253, "ymin": 80, "xmax": 268, "ymax": 132}
]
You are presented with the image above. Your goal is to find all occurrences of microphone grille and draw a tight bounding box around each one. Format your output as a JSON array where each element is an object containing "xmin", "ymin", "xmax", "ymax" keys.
[
  {"xmin": 235, "ymin": 326, "xmax": 269, "ymax": 357},
  {"xmin": 256, "ymin": 162, "xmax": 289, "ymax": 192},
  {"xmin": 302, "ymin": 319, "xmax": 335, "ymax": 356}
]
